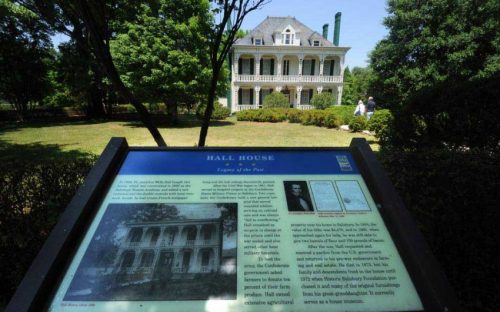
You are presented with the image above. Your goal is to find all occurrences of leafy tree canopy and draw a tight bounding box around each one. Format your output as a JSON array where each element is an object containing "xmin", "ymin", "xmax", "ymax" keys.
[
  {"xmin": 0, "ymin": 0, "xmax": 54, "ymax": 120},
  {"xmin": 111, "ymin": 0, "xmax": 212, "ymax": 109},
  {"xmin": 369, "ymin": 0, "xmax": 500, "ymax": 108},
  {"xmin": 342, "ymin": 66, "xmax": 374, "ymax": 106}
]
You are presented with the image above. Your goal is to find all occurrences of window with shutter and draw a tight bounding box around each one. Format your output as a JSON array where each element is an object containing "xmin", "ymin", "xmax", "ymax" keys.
[
  {"xmin": 311, "ymin": 59, "xmax": 316, "ymax": 75},
  {"xmin": 329, "ymin": 60, "xmax": 335, "ymax": 76},
  {"xmin": 270, "ymin": 59, "xmax": 274, "ymax": 75},
  {"xmin": 238, "ymin": 89, "xmax": 242, "ymax": 105},
  {"xmin": 260, "ymin": 59, "xmax": 263, "ymax": 75},
  {"xmin": 238, "ymin": 59, "xmax": 242, "ymax": 74},
  {"xmin": 250, "ymin": 59, "xmax": 254, "ymax": 75}
]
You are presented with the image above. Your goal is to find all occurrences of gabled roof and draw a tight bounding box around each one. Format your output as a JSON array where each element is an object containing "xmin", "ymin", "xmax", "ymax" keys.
[{"xmin": 235, "ymin": 16, "xmax": 335, "ymax": 47}]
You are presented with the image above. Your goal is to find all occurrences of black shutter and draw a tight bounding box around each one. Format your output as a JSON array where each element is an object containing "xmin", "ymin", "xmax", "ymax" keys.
[
  {"xmin": 282, "ymin": 60, "xmax": 286, "ymax": 75},
  {"xmin": 238, "ymin": 89, "xmax": 242, "ymax": 105},
  {"xmin": 260, "ymin": 58, "xmax": 263, "ymax": 75},
  {"xmin": 250, "ymin": 58, "xmax": 254, "ymax": 75},
  {"xmin": 330, "ymin": 60, "xmax": 334, "ymax": 76},
  {"xmin": 309, "ymin": 89, "xmax": 313, "ymax": 102},
  {"xmin": 238, "ymin": 59, "xmax": 242, "ymax": 74},
  {"xmin": 270, "ymin": 59, "xmax": 275, "ymax": 75},
  {"xmin": 250, "ymin": 89, "xmax": 254, "ymax": 104},
  {"xmin": 311, "ymin": 59, "xmax": 315, "ymax": 75},
  {"xmin": 259, "ymin": 90, "xmax": 262, "ymax": 104}
]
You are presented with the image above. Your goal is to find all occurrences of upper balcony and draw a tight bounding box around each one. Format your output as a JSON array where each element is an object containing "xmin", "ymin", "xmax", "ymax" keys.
[{"xmin": 234, "ymin": 74, "xmax": 342, "ymax": 84}]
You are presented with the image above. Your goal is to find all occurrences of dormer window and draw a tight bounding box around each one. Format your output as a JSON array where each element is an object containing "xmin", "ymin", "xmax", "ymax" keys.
[
  {"xmin": 281, "ymin": 25, "xmax": 296, "ymax": 45},
  {"xmin": 313, "ymin": 40, "xmax": 320, "ymax": 47},
  {"xmin": 254, "ymin": 38, "xmax": 263, "ymax": 45}
]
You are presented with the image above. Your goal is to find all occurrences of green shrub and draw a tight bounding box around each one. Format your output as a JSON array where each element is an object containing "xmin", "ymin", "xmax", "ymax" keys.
[
  {"xmin": 326, "ymin": 105, "xmax": 356, "ymax": 125},
  {"xmin": 196, "ymin": 102, "xmax": 230, "ymax": 120},
  {"xmin": 299, "ymin": 110, "xmax": 328, "ymax": 127},
  {"xmin": 236, "ymin": 108, "xmax": 287, "ymax": 122},
  {"xmin": 310, "ymin": 92, "xmax": 336, "ymax": 109},
  {"xmin": 262, "ymin": 92, "xmax": 289, "ymax": 108},
  {"xmin": 323, "ymin": 111, "xmax": 342, "ymax": 128},
  {"xmin": 0, "ymin": 157, "xmax": 96, "ymax": 305},
  {"xmin": 368, "ymin": 109, "xmax": 392, "ymax": 137},
  {"xmin": 285, "ymin": 109, "xmax": 303, "ymax": 123},
  {"xmin": 383, "ymin": 74, "xmax": 500, "ymax": 150},
  {"xmin": 348, "ymin": 116, "xmax": 368, "ymax": 132},
  {"xmin": 380, "ymin": 148, "xmax": 500, "ymax": 310}
]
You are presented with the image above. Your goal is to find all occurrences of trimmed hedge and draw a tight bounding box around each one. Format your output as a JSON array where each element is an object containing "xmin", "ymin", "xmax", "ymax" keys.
[
  {"xmin": 325, "ymin": 105, "xmax": 357, "ymax": 125},
  {"xmin": 236, "ymin": 108, "xmax": 287, "ymax": 122},
  {"xmin": 380, "ymin": 148, "xmax": 499, "ymax": 311},
  {"xmin": 236, "ymin": 108, "xmax": 342, "ymax": 128},
  {"xmin": 348, "ymin": 116, "xmax": 368, "ymax": 132},
  {"xmin": 0, "ymin": 157, "xmax": 96, "ymax": 307},
  {"xmin": 367, "ymin": 109, "xmax": 392, "ymax": 137}
]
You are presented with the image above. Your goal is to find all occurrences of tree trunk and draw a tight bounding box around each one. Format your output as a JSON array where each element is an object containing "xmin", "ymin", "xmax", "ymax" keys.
[
  {"xmin": 165, "ymin": 99, "xmax": 179, "ymax": 125},
  {"xmin": 77, "ymin": 1, "xmax": 166, "ymax": 146},
  {"xmin": 198, "ymin": 67, "xmax": 220, "ymax": 147},
  {"xmin": 87, "ymin": 81, "xmax": 106, "ymax": 118}
]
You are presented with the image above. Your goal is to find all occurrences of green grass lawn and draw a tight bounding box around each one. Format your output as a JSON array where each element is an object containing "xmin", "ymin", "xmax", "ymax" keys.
[{"xmin": 0, "ymin": 115, "xmax": 378, "ymax": 161}]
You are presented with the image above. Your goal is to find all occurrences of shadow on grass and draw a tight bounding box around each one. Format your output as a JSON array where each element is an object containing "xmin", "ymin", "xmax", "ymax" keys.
[
  {"xmin": 123, "ymin": 114, "xmax": 235, "ymax": 129},
  {"xmin": 0, "ymin": 119, "xmax": 109, "ymax": 134},
  {"xmin": 0, "ymin": 139, "xmax": 94, "ymax": 163}
]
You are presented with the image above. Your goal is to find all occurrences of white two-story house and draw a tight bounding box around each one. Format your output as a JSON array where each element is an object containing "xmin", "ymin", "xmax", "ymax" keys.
[{"xmin": 229, "ymin": 15, "xmax": 349, "ymax": 113}]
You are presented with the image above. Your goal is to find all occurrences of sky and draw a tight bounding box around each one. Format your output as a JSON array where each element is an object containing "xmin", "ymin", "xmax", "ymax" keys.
[
  {"xmin": 52, "ymin": 0, "xmax": 389, "ymax": 69},
  {"xmin": 240, "ymin": 0, "xmax": 389, "ymax": 69}
]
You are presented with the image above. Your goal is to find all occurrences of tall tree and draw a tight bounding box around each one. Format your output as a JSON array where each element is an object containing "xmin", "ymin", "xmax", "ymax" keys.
[
  {"xmin": 111, "ymin": 0, "xmax": 212, "ymax": 124},
  {"xmin": 369, "ymin": 0, "xmax": 500, "ymax": 109},
  {"xmin": 197, "ymin": 0, "xmax": 269, "ymax": 147},
  {"xmin": 29, "ymin": 0, "xmax": 167, "ymax": 146},
  {"xmin": 342, "ymin": 66, "xmax": 374, "ymax": 105},
  {"xmin": 0, "ymin": 0, "xmax": 53, "ymax": 121}
]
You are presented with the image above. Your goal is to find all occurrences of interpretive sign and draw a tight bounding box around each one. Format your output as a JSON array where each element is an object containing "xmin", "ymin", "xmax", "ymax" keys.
[{"xmin": 6, "ymin": 138, "xmax": 459, "ymax": 312}]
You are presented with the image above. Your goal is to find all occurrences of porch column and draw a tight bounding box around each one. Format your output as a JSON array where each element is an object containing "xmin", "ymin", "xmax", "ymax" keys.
[
  {"xmin": 276, "ymin": 54, "xmax": 283, "ymax": 77},
  {"xmin": 317, "ymin": 86, "xmax": 323, "ymax": 94},
  {"xmin": 319, "ymin": 57, "xmax": 325, "ymax": 76},
  {"xmin": 337, "ymin": 86, "xmax": 343, "ymax": 105},
  {"xmin": 255, "ymin": 55, "xmax": 261, "ymax": 80},
  {"xmin": 233, "ymin": 53, "xmax": 240, "ymax": 78},
  {"xmin": 255, "ymin": 86, "xmax": 261, "ymax": 108},
  {"xmin": 298, "ymin": 58, "xmax": 303, "ymax": 76},
  {"xmin": 296, "ymin": 86, "xmax": 303, "ymax": 107},
  {"xmin": 234, "ymin": 86, "xmax": 240, "ymax": 111},
  {"xmin": 340, "ymin": 55, "xmax": 345, "ymax": 76}
]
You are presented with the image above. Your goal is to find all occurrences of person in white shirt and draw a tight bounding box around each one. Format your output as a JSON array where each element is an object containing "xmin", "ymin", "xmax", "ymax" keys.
[{"xmin": 354, "ymin": 100, "xmax": 365, "ymax": 116}]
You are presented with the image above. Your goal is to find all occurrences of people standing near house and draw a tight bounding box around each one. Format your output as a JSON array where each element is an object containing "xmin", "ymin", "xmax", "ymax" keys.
[
  {"xmin": 366, "ymin": 96, "xmax": 376, "ymax": 120},
  {"xmin": 354, "ymin": 100, "xmax": 365, "ymax": 116}
]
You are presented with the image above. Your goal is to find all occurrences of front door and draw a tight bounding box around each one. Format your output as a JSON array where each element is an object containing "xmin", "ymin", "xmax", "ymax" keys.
[
  {"xmin": 154, "ymin": 251, "xmax": 174, "ymax": 280},
  {"xmin": 282, "ymin": 90, "xmax": 291, "ymax": 107}
]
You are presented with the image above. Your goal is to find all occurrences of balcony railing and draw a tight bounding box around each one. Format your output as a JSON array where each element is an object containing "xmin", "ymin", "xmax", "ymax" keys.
[
  {"xmin": 235, "ymin": 74, "xmax": 342, "ymax": 83},
  {"xmin": 238, "ymin": 105, "xmax": 257, "ymax": 111}
]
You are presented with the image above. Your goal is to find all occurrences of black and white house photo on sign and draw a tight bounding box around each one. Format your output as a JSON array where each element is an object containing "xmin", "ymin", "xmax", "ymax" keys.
[{"xmin": 63, "ymin": 203, "xmax": 237, "ymax": 301}]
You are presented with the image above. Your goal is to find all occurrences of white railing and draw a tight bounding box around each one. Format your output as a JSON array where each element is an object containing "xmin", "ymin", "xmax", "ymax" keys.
[
  {"xmin": 237, "ymin": 105, "xmax": 257, "ymax": 111},
  {"xmin": 237, "ymin": 74, "xmax": 256, "ymax": 82},
  {"xmin": 298, "ymin": 105, "xmax": 313, "ymax": 110},
  {"xmin": 235, "ymin": 74, "xmax": 342, "ymax": 83}
]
